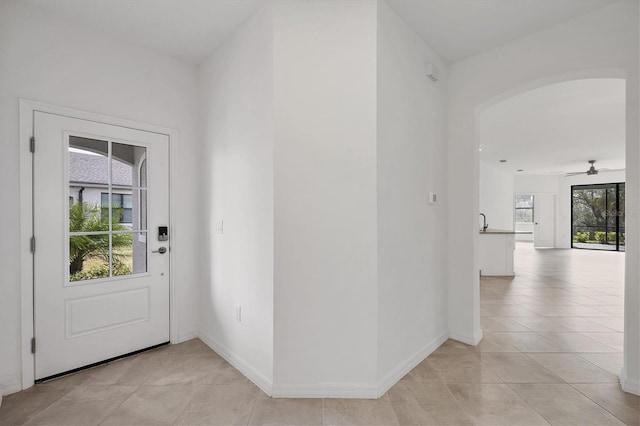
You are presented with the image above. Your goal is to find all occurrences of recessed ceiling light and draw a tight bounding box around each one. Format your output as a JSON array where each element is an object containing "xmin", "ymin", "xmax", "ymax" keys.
[
  {"xmin": 517, "ymin": 169, "xmax": 524, "ymax": 172},
  {"xmin": 499, "ymin": 159, "xmax": 508, "ymax": 163}
]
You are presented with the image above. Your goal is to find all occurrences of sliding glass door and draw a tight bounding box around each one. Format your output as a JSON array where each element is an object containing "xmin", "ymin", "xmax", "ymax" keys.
[{"xmin": 571, "ymin": 183, "xmax": 625, "ymax": 251}]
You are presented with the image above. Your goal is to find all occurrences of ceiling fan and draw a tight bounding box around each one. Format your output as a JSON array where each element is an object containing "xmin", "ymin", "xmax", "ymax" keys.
[{"xmin": 564, "ymin": 160, "xmax": 624, "ymax": 177}]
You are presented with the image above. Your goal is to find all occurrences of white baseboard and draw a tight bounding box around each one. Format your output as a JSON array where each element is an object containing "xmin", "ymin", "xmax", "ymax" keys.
[
  {"xmin": 177, "ymin": 330, "xmax": 200, "ymax": 343},
  {"xmin": 449, "ymin": 329, "xmax": 483, "ymax": 346},
  {"xmin": 376, "ymin": 330, "xmax": 449, "ymax": 398},
  {"xmin": 198, "ymin": 330, "xmax": 273, "ymax": 396},
  {"xmin": 1, "ymin": 376, "xmax": 23, "ymax": 398},
  {"xmin": 271, "ymin": 383, "xmax": 378, "ymax": 399},
  {"xmin": 620, "ymin": 368, "xmax": 640, "ymax": 396}
]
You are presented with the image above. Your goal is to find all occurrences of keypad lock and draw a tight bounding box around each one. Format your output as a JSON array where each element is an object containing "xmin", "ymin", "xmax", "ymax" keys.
[{"xmin": 158, "ymin": 226, "xmax": 168, "ymax": 241}]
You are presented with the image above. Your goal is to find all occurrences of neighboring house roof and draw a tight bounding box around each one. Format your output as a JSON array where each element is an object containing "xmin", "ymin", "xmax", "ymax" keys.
[{"xmin": 69, "ymin": 151, "xmax": 132, "ymax": 186}]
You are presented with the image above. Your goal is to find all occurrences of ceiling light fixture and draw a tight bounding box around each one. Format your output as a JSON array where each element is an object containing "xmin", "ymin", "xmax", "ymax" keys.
[{"xmin": 499, "ymin": 159, "xmax": 508, "ymax": 163}]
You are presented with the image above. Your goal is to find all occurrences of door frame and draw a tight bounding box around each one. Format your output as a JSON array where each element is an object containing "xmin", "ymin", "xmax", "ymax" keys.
[{"xmin": 19, "ymin": 99, "xmax": 179, "ymax": 390}]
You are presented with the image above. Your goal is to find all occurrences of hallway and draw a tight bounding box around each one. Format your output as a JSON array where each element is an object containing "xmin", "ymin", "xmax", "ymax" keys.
[{"xmin": 0, "ymin": 244, "xmax": 638, "ymax": 425}]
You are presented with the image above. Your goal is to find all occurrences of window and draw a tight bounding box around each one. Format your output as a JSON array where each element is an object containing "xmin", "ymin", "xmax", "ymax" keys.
[
  {"xmin": 101, "ymin": 193, "xmax": 133, "ymax": 224},
  {"xmin": 572, "ymin": 183, "xmax": 625, "ymax": 251},
  {"xmin": 515, "ymin": 194, "xmax": 534, "ymax": 223}
]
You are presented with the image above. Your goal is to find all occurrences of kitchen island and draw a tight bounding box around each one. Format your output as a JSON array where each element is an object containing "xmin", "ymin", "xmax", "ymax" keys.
[{"xmin": 479, "ymin": 229, "xmax": 532, "ymax": 276}]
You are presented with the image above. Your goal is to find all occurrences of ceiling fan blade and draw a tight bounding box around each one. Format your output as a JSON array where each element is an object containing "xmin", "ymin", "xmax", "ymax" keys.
[
  {"xmin": 598, "ymin": 168, "xmax": 626, "ymax": 173},
  {"xmin": 564, "ymin": 171, "xmax": 587, "ymax": 177}
]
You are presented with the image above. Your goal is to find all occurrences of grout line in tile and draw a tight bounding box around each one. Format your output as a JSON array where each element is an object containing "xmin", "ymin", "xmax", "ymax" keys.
[
  {"xmin": 96, "ymin": 384, "xmax": 141, "ymax": 426},
  {"xmin": 566, "ymin": 382, "xmax": 631, "ymax": 426},
  {"xmin": 504, "ymin": 382, "xmax": 554, "ymax": 426}
]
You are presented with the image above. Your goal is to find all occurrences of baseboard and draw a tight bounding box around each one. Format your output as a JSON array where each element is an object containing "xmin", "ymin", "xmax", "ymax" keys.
[
  {"xmin": 0, "ymin": 376, "xmax": 23, "ymax": 398},
  {"xmin": 198, "ymin": 330, "xmax": 273, "ymax": 396},
  {"xmin": 177, "ymin": 330, "xmax": 200, "ymax": 343},
  {"xmin": 376, "ymin": 330, "xmax": 449, "ymax": 398},
  {"xmin": 271, "ymin": 383, "xmax": 378, "ymax": 399},
  {"xmin": 620, "ymin": 368, "xmax": 640, "ymax": 396},
  {"xmin": 449, "ymin": 329, "xmax": 483, "ymax": 346}
]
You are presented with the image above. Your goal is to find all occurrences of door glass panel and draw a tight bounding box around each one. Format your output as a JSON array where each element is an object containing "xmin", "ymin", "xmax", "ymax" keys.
[
  {"xmin": 124, "ymin": 189, "xmax": 147, "ymax": 231},
  {"xmin": 69, "ymin": 234, "xmax": 110, "ymax": 282},
  {"xmin": 68, "ymin": 137, "xmax": 149, "ymax": 283},
  {"xmin": 112, "ymin": 232, "xmax": 147, "ymax": 276},
  {"xmin": 112, "ymin": 142, "xmax": 147, "ymax": 188},
  {"xmin": 68, "ymin": 136, "xmax": 109, "ymax": 221}
]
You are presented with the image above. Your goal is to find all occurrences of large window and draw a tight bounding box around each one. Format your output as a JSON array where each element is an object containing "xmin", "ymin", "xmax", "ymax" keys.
[
  {"xmin": 572, "ymin": 183, "xmax": 625, "ymax": 251},
  {"xmin": 515, "ymin": 194, "xmax": 534, "ymax": 223}
]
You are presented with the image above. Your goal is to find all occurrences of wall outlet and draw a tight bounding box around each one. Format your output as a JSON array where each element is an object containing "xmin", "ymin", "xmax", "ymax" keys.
[
  {"xmin": 235, "ymin": 305, "xmax": 242, "ymax": 322},
  {"xmin": 215, "ymin": 220, "xmax": 224, "ymax": 234}
]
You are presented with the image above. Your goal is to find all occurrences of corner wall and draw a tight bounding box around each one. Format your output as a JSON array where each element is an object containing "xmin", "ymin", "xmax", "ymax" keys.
[
  {"xmin": 0, "ymin": 0, "xmax": 200, "ymax": 395},
  {"xmin": 198, "ymin": 5, "xmax": 275, "ymax": 390},
  {"xmin": 376, "ymin": 0, "xmax": 449, "ymax": 391},
  {"xmin": 272, "ymin": 0, "xmax": 380, "ymax": 396}
]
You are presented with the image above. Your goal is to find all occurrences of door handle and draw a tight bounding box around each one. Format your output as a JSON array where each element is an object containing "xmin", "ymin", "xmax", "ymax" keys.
[{"xmin": 152, "ymin": 247, "xmax": 167, "ymax": 254}]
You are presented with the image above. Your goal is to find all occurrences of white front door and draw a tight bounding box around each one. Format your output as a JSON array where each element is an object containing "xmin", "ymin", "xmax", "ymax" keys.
[
  {"xmin": 534, "ymin": 194, "xmax": 556, "ymax": 248},
  {"xmin": 33, "ymin": 111, "xmax": 170, "ymax": 380}
]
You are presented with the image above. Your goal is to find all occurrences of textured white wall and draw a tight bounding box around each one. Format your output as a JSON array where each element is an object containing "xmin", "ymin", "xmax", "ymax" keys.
[
  {"xmin": 376, "ymin": 0, "xmax": 449, "ymax": 387},
  {"xmin": 0, "ymin": 0, "xmax": 200, "ymax": 395}
]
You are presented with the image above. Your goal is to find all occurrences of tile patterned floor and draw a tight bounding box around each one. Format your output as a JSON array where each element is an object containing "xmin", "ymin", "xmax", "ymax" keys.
[{"xmin": 1, "ymin": 243, "xmax": 638, "ymax": 425}]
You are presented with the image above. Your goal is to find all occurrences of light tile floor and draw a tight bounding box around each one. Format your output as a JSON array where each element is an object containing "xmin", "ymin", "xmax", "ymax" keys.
[{"xmin": 1, "ymin": 243, "xmax": 638, "ymax": 425}]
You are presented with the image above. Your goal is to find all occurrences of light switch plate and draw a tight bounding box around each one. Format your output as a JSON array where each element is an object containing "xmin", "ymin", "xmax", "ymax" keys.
[
  {"xmin": 428, "ymin": 192, "xmax": 437, "ymax": 204},
  {"xmin": 215, "ymin": 220, "xmax": 224, "ymax": 234}
]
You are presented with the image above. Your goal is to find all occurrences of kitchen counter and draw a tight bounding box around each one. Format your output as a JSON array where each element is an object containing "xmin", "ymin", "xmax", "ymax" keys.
[
  {"xmin": 478, "ymin": 230, "xmax": 530, "ymax": 276},
  {"xmin": 480, "ymin": 229, "xmax": 532, "ymax": 235}
]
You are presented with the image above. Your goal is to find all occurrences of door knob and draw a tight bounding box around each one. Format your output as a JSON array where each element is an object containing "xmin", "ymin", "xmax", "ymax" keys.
[{"xmin": 152, "ymin": 247, "xmax": 167, "ymax": 254}]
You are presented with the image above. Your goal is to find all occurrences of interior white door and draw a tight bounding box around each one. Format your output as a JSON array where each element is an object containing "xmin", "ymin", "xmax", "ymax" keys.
[
  {"xmin": 534, "ymin": 194, "xmax": 556, "ymax": 248},
  {"xmin": 33, "ymin": 111, "xmax": 170, "ymax": 380}
]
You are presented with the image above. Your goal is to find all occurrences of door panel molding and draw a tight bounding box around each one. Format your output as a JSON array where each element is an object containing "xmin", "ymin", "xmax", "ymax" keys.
[{"xmin": 19, "ymin": 99, "xmax": 178, "ymax": 390}]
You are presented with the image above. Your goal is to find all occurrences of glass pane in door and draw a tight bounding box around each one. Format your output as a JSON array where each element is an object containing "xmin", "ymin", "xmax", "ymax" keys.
[{"xmin": 68, "ymin": 137, "xmax": 149, "ymax": 282}]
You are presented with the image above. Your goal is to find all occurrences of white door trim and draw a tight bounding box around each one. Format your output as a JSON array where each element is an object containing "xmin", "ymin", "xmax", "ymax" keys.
[{"xmin": 19, "ymin": 99, "xmax": 179, "ymax": 390}]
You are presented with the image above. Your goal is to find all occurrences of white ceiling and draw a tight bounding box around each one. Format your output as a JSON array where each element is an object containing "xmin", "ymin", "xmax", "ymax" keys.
[
  {"xmin": 24, "ymin": 0, "xmax": 619, "ymax": 65},
  {"xmin": 478, "ymin": 79, "xmax": 626, "ymax": 176},
  {"xmin": 23, "ymin": 0, "xmax": 263, "ymax": 65},
  {"xmin": 386, "ymin": 0, "xmax": 619, "ymax": 63}
]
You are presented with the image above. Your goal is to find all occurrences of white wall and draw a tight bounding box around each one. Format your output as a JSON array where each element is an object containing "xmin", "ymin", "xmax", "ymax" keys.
[
  {"xmin": 198, "ymin": 5, "xmax": 275, "ymax": 390},
  {"xmin": 272, "ymin": 0, "xmax": 380, "ymax": 394},
  {"xmin": 376, "ymin": 1, "xmax": 449, "ymax": 388},
  {"xmin": 447, "ymin": 0, "xmax": 639, "ymax": 392},
  {"xmin": 479, "ymin": 162, "xmax": 514, "ymax": 231},
  {"xmin": 0, "ymin": 0, "xmax": 200, "ymax": 395}
]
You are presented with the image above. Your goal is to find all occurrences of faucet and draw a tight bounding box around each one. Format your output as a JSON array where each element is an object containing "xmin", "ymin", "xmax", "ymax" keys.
[{"xmin": 479, "ymin": 213, "xmax": 488, "ymax": 231}]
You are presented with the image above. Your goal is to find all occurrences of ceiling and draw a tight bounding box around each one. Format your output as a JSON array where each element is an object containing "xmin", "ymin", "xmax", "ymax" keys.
[
  {"xmin": 23, "ymin": 0, "xmax": 263, "ymax": 65},
  {"xmin": 23, "ymin": 0, "xmax": 619, "ymax": 65},
  {"xmin": 478, "ymin": 79, "xmax": 626, "ymax": 176},
  {"xmin": 387, "ymin": 0, "xmax": 618, "ymax": 63}
]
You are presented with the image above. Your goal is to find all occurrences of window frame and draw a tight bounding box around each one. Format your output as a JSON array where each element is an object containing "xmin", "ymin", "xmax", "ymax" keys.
[{"xmin": 514, "ymin": 194, "xmax": 535, "ymax": 223}]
